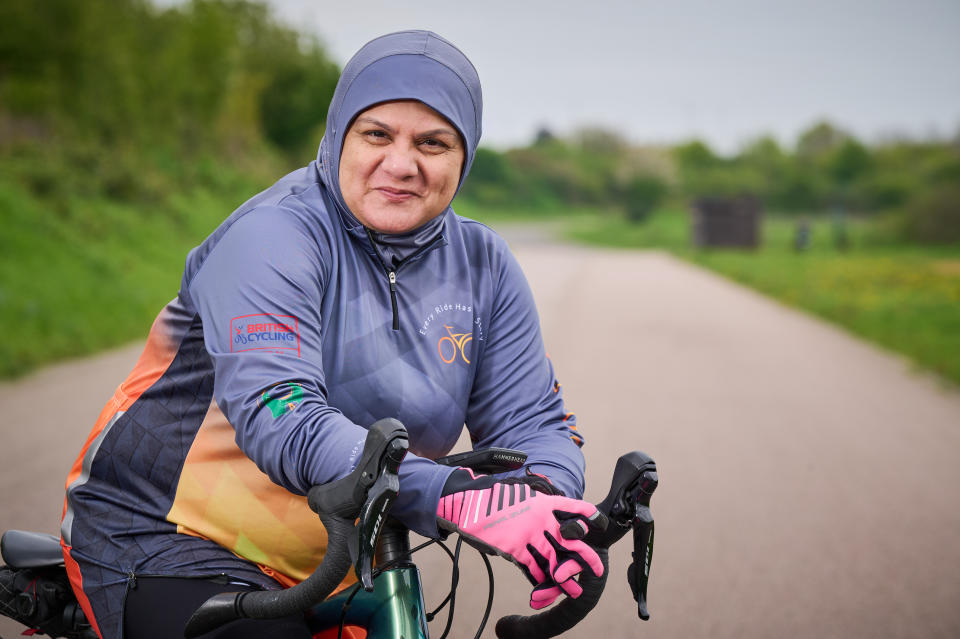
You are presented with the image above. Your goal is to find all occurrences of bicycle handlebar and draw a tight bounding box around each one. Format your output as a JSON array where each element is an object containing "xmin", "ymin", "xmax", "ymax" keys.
[
  {"xmin": 183, "ymin": 418, "xmax": 409, "ymax": 639},
  {"xmin": 495, "ymin": 548, "xmax": 609, "ymax": 639},
  {"xmin": 183, "ymin": 428, "xmax": 655, "ymax": 639},
  {"xmin": 494, "ymin": 451, "xmax": 658, "ymax": 639}
]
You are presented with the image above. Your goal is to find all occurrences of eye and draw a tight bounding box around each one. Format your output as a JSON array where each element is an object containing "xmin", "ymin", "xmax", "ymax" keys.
[
  {"xmin": 363, "ymin": 129, "xmax": 390, "ymax": 143},
  {"xmin": 418, "ymin": 137, "xmax": 451, "ymax": 154}
]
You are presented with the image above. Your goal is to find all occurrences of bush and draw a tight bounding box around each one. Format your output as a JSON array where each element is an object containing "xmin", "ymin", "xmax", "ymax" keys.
[
  {"xmin": 898, "ymin": 183, "xmax": 960, "ymax": 245},
  {"xmin": 622, "ymin": 175, "xmax": 667, "ymax": 222}
]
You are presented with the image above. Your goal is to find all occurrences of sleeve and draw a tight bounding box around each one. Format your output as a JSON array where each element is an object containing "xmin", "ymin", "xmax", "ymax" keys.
[
  {"xmin": 187, "ymin": 207, "xmax": 450, "ymax": 536},
  {"xmin": 464, "ymin": 247, "xmax": 585, "ymax": 498}
]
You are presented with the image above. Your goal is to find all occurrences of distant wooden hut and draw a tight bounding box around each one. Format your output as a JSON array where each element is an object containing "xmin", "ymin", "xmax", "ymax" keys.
[{"xmin": 691, "ymin": 196, "xmax": 762, "ymax": 248}]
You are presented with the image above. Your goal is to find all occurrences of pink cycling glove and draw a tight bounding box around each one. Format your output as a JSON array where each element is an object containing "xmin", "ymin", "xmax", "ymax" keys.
[{"xmin": 436, "ymin": 469, "xmax": 606, "ymax": 609}]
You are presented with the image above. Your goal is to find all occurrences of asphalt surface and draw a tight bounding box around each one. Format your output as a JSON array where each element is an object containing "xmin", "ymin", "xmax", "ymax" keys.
[{"xmin": 2, "ymin": 236, "xmax": 959, "ymax": 638}]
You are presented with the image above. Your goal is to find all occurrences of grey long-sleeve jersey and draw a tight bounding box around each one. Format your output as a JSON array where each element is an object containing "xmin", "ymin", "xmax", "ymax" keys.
[{"xmin": 63, "ymin": 161, "xmax": 584, "ymax": 601}]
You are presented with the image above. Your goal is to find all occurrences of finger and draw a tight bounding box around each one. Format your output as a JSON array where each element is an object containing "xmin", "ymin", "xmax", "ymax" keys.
[
  {"xmin": 585, "ymin": 509, "xmax": 608, "ymax": 532},
  {"xmin": 530, "ymin": 585, "xmax": 562, "ymax": 610},
  {"xmin": 558, "ymin": 575, "xmax": 583, "ymax": 599},
  {"xmin": 551, "ymin": 497, "xmax": 602, "ymax": 521},
  {"xmin": 559, "ymin": 518, "xmax": 588, "ymax": 540},
  {"xmin": 518, "ymin": 544, "xmax": 548, "ymax": 584},
  {"xmin": 553, "ymin": 510, "xmax": 610, "ymax": 539},
  {"xmin": 557, "ymin": 538, "xmax": 605, "ymax": 577},
  {"xmin": 542, "ymin": 531, "xmax": 604, "ymax": 580},
  {"xmin": 553, "ymin": 559, "xmax": 582, "ymax": 584}
]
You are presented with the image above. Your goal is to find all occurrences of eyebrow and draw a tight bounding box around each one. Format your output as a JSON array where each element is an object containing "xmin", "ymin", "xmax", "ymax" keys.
[{"xmin": 354, "ymin": 116, "xmax": 458, "ymax": 139}]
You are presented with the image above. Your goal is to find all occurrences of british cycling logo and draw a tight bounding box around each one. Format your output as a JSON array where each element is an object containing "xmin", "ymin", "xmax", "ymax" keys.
[
  {"xmin": 259, "ymin": 382, "xmax": 303, "ymax": 418},
  {"xmin": 417, "ymin": 301, "xmax": 482, "ymax": 364},
  {"xmin": 231, "ymin": 313, "xmax": 301, "ymax": 356}
]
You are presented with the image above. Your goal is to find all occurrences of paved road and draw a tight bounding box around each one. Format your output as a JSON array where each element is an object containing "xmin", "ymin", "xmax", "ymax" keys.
[{"xmin": 3, "ymin": 239, "xmax": 959, "ymax": 638}]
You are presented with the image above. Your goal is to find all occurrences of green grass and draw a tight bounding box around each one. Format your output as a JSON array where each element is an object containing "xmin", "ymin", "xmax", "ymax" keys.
[
  {"xmin": 0, "ymin": 178, "xmax": 263, "ymax": 377},
  {"xmin": 566, "ymin": 209, "xmax": 960, "ymax": 385}
]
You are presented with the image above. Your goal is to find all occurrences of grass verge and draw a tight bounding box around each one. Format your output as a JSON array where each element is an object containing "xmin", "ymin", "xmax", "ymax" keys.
[{"xmin": 0, "ymin": 177, "xmax": 266, "ymax": 378}]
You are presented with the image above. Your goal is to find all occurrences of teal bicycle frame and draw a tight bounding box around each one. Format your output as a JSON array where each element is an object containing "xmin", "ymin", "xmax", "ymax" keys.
[
  {"xmin": 306, "ymin": 565, "xmax": 429, "ymax": 638},
  {"xmin": 305, "ymin": 521, "xmax": 431, "ymax": 638}
]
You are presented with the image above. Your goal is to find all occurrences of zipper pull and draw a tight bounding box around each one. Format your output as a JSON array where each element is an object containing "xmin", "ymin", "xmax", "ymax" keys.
[{"xmin": 388, "ymin": 271, "xmax": 399, "ymax": 331}]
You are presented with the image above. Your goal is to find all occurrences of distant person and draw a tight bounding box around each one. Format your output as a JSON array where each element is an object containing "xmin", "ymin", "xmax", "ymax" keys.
[
  {"xmin": 61, "ymin": 30, "xmax": 603, "ymax": 639},
  {"xmin": 831, "ymin": 204, "xmax": 850, "ymax": 251},
  {"xmin": 794, "ymin": 217, "xmax": 811, "ymax": 251}
]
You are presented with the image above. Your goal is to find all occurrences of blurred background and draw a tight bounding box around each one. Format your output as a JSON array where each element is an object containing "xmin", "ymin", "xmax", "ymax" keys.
[
  {"xmin": 0, "ymin": 0, "xmax": 957, "ymax": 384},
  {"xmin": 2, "ymin": 3, "xmax": 960, "ymax": 638},
  {"xmin": 1, "ymin": 0, "xmax": 958, "ymax": 384}
]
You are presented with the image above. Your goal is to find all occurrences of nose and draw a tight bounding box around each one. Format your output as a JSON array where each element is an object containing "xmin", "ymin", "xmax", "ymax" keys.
[{"xmin": 381, "ymin": 142, "xmax": 418, "ymax": 180}]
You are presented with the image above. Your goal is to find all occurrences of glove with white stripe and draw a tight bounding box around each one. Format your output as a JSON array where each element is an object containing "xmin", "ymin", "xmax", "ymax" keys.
[{"xmin": 436, "ymin": 468, "xmax": 606, "ymax": 609}]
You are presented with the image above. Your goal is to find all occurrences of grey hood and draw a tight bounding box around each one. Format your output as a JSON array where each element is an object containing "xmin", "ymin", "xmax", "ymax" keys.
[{"xmin": 316, "ymin": 30, "xmax": 483, "ymax": 263}]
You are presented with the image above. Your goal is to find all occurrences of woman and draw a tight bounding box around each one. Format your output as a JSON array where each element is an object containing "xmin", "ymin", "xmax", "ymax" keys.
[{"xmin": 62, "ymin": 30, "xmax": 602, "ymax": 639}]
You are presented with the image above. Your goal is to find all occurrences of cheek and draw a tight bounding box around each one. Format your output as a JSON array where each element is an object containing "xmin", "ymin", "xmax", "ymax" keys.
[
  {"xmin": 339, "ymin": 151, "xmax": 367, "ymax": 199},
  {"xmin": 435, "ymin": 158, "xmax": 463, "ymax": 197}
]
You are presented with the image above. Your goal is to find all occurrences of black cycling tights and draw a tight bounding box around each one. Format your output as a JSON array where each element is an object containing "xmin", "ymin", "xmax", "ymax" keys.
[{"xmin": 123, "ymin": 576, "xmax": 313, "ymax": 639}]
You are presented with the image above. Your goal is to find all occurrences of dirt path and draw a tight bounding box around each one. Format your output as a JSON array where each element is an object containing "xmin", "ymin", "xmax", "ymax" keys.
[{"xmin": 3, "ymin": 239, "xmax": 959, "ymax": 638}]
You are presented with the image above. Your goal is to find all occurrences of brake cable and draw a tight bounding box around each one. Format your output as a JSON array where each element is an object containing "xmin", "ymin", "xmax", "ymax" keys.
[
  {"xmin": 475, "ymin": 550, "xmax": 495, "ymax": 639},
  {"xmin": 436, "ymin": 537, "xmax": 462, "ymax": 639},
  {"xmin": 335, "ymin": 534, "xmax": 497, "ymax": 639}
]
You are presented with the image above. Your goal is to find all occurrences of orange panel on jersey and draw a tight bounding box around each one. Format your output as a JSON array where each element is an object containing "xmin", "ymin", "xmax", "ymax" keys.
[
  {"xmin": 64, "ymin": 304, "xmax": 183, "ymax": 497},
  {"xmin": 167, "ymin": 400, "xmax": 346, "ymax": 586}
]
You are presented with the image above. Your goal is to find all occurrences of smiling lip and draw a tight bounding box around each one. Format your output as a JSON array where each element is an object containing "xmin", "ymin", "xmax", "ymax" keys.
[{"xmin": 375, "ymin": 187, "xmax": 419, "ymax": 202}]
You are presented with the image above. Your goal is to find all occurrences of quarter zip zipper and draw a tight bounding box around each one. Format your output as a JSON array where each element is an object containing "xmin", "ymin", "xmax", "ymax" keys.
[
  {"xmin": 388, "ymin": 271, "xmax": 399, "ymax": 330},
  {"xmin": 364, "ymin": 227, "xmax": 444, "ymax": 332}
]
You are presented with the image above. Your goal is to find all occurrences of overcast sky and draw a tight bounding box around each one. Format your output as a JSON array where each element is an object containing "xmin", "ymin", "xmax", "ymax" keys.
[{"xmin": 257, "ymin": 0, "xmax": 959, "ymax": 153}]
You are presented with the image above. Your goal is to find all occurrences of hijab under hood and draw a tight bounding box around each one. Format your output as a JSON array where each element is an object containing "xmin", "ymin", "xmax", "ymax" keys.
[{"xmin": 316, "ymin": 30, "xmax": 483, "ymax": 263}]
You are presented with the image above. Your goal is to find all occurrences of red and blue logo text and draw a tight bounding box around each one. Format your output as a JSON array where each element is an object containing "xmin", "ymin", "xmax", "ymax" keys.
[{"xmin": 230, "ymin": 313, "xmax": 301, "ymax": 356}]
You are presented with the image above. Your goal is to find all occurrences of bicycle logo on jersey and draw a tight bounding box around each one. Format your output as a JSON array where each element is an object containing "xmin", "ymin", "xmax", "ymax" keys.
[{"xmin": 437, "ymin": 324, "xmax": 472, "ymax": 364}]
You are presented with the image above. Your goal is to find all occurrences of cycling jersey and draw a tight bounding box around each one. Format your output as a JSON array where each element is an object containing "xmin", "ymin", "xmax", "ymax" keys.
[{"xmin": 60, "ymin": 31, "xmax": 584, "ymax": 639}]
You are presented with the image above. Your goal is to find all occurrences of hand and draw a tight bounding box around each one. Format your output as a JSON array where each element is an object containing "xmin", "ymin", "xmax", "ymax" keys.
[{"xmin": 436, "ymin": 469, "xmax": 606, "ymax": 608}]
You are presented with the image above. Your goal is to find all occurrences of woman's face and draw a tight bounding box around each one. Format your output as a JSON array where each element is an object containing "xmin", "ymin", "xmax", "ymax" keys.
[{"xmin": 339, "ymin": 100, "xmax": 465, "ymax": 234}]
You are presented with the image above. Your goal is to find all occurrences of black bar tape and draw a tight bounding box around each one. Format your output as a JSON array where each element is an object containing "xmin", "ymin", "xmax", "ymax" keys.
[{"xmin": 494, "ymin": 548, "xmax": 609, "ymax": 639}]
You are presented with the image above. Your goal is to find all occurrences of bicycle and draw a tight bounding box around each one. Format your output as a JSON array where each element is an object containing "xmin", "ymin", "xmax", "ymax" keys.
[{"xmin": 1, "ymin": 419, "xmax": 658, "ymax": 638}]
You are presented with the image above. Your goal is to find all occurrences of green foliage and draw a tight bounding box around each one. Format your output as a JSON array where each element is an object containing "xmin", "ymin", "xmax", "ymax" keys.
[
  {"xmin": 259, "ymin": 47, "xmax": 338, "ymax": 155},
  {"xmin": 898, "ymin": 183, "xmax": 960, "ymax": 245},
  {"xmin": 459, "ymin": 121, "xmax": 956, "ymax": 246},
  {"xmin": 622, "ymin": 175, "xmax": 667, "ymax": 223},
  {"xmin": 826, "ymin": 138, "xmax": 872, "ymax": 186},
  {"xmin": 460, "ymin": 129, "xmax": 671, "ymax": 220},
  {"xmin": 0, "ymin": 0, "xmax": 340, "ymax": 377},
  {"xmin": 458, "ymin": 147, "xmax": 517, "ymax": 206},
  {"xmin": 0, "ymin": 171, "xmax": 271, "ymax": 377},
  {"xmin": 0, "ymin": 0, "xmax": 339, "ymax": 158}
]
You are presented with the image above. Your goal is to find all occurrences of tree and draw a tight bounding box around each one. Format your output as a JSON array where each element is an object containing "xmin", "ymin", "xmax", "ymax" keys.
[
  {"xmin": 899, "ymin": 183, "xmax": 960, "ymax": 244},
  {"xmin": 622, "ymin": 175, "xmax": 667, "ymax": 223},
  {"xmin": 796, "ymin": 121, "xmax": 848, "ymax": 159}
]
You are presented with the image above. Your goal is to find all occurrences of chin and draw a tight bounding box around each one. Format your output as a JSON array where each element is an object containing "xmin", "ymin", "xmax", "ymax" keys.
[{"xmin": 364, "ymin": 208, "xmax": 439, "ymax": 235}]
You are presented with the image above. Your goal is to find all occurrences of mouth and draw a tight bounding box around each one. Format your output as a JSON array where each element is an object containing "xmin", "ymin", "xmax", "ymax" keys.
[{"xmin": 375, "ymin": 187, "xmax": 420, "ymax": 203}]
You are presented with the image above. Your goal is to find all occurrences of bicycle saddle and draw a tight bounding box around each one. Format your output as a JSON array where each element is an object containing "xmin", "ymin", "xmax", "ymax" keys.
[{"xmin": 1, "ymin": 530, "xmax": 64, "ymax": 569}]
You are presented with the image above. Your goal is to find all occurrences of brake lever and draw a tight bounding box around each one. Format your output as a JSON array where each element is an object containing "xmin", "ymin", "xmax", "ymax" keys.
[
  {"xmin": 306, "ymin": 418, "xmax": 409, "ymax": 592},
  {"xmin": 626, "ymin": 469, "xmax": 656, "ymax": 620},
  {"xmin": 584, "ymin": 451, "xmax": 658, "ymax": 620},
  {"xmin": 352, "ymin": 434, "xmax": 407, "ymax": 590}
]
